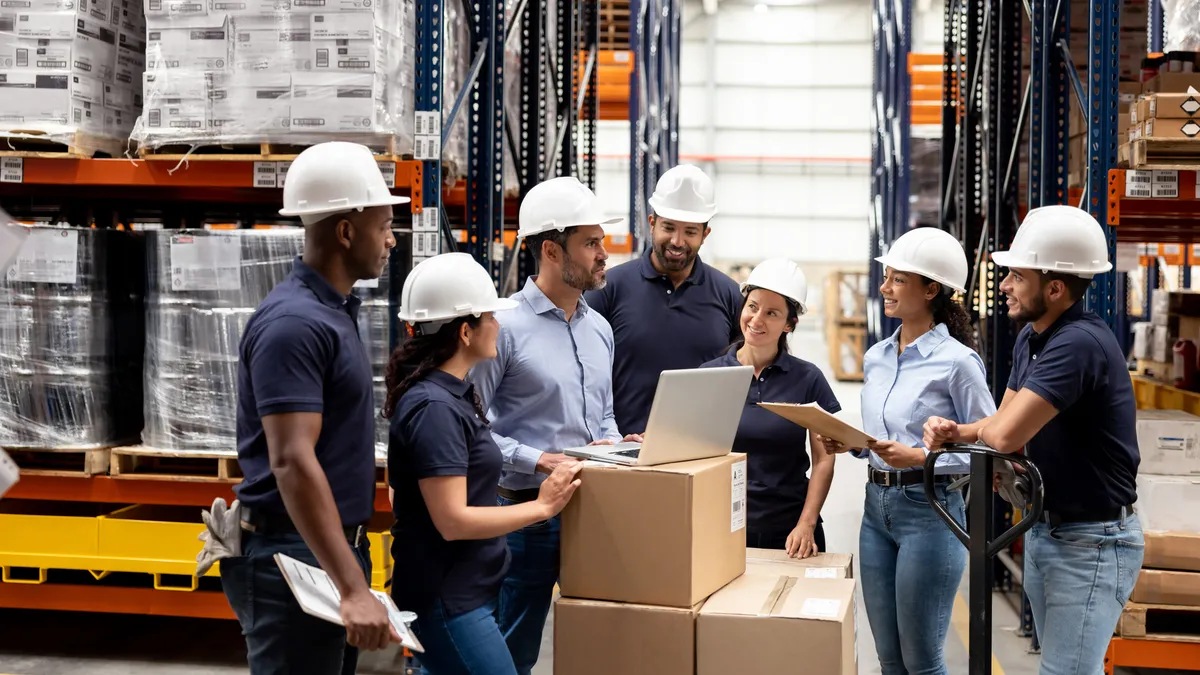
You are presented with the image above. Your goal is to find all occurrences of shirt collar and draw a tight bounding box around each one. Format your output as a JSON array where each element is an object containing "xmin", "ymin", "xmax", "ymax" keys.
[
  {"xmin": 520, "ymin": 276, "xmax": 589, "ymax": 318},
  {"xmin": 638, "ymin": 252, "xmax": 707, "ymax": 285},
  {"xmin": 715, "ymin": 346, "xmax": 792, "ymax": 373},
  {"xmin": 1029, "ymin": 300, "xmax": 1086, "ymax": 348},
  {"xmin": 883, "ymin": 323, "xmax": 950, "ymax": 358},
  {"xmin": 425, "ymin": 369, "xmax": 473, "ymax": 399},
  {"xmin": 292, "ymin": 257, "xmax": 359, "ymax": 311}
]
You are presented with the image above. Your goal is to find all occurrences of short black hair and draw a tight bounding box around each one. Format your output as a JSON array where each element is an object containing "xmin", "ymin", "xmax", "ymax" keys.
[
  {"xmin": 1038, "ymin": 270, "xmax": 1093, "ymax": 302},
  {"xmin": 524, "ymin": 228, "xmax": 572, "ymax": 268}
]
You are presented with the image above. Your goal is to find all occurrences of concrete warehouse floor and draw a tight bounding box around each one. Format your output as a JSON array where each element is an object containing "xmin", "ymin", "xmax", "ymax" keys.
[{"xmin": 0, "ymin": 321, "xmax": 1184, "ymax": 675}]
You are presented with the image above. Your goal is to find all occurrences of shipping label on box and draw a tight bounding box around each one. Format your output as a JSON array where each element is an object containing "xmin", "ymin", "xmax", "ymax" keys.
[
  {"xmin": 1136, "ymin": 410, "xmax": 1200, "ymax": 476},
  {"xmin": 210, "ymin": 72, "xmax": 290, "ymax": 133},
  {"xmin": 559, "ymin": 453, "xmax": 748, "ymax": 608},
  {"xmin": 310, "ymin": 26, "xmax": 385, "ymax": 72},
  {"xmin": 697, "ymin": 575, "xmax": 858, "ymax": 675},
  {"xmin": 309, "ymin": 11, "xmax": 375, "ymax": 40},
  {"xmin": 16, "ymin": 11, "xmax": 74, "ymax": 38},
  {"xmin": 147, "ymin": 18, "xmax": 229, "ymax": 71},
  {"xmin": 0, "ymin": 0, "xmax": 76, "ymax": 10},
  {"xmin": 231, "ymin": 15, "xmax": 311, "ymax": 71},
  {"xmin": 212, "ymin": 0, "xmax": 292, "ymax": 15},
  {"xmin": 143, "ymin": 0, "xmax": 211, "ymax": 19},
  {"xmin": 553, "ymin": 598, "xmax": 699, "ymax": 675},
  {"xmin": 290, "ymin": 71, "xmax": 383, "ymax": 133}
]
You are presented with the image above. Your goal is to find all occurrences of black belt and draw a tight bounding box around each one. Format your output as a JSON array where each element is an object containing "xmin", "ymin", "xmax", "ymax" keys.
[
  {"xmin": 868, "ymin": 466, "xmax": 953, "ymax": 488},
  {"xmin": 497, "ymin": 486, "xmax": 541, "ymax": 504},
  {"xmin": 240, "ymin": 507, "xmax": 367, "ymax": 547},
  {"xmin": 1040, "ymin": 505, "xmax": 1131, "ymax": 528}
]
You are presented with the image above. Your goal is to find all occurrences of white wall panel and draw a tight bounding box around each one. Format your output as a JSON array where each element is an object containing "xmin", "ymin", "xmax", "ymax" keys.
[
  {"xmin": 679, "ymin": 129, "xmax": 873, "ymax": 161},
  {"xmin": 703, "ymin": 85, "xmax": 873, "ymax": 130},
  {"xmin": 713, "ymin": 171, "xmax": 870, "ymax": 219},
  {"xmin": 701, "ymin": 218, "xmax": 869, "ymax": 264},
  {"xmin": 705, "ymin": 44, "xmax": 873, "ymax": 88},
  {"xmin": 712, "ymin": 3, "xmax": 871, "ymax": 44}
]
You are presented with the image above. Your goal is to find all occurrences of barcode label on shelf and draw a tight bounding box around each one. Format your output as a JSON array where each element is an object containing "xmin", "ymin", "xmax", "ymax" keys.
[
  {"xmin": 0, "ymin": 158, "xmax": 23, "ymax": 183},
  {"xmin": 7, "ymin": 228, "xmax": 78, "ymax": 284},
  {"xmin": 377, "ymin": 161, "xmax": 396, "ymax": 188},
  {"xmin": 1153, "ymin": 170, "xmax": 1179, "ymax": 184},
  {"xmin": 414, "ymin": 207, "xmax": 439, "ymax": 232},
  {"xmin": 1126, "ymin": 186, "xmax": 1152, "ymax": 198},
  {"xmin": 253, "ymin": 161, "xmax": 278, "ymax": 189},
  {"xmin": 275, "ymin": 161, "xmax": 292, "ymax": 188},
  {"xmin": 414, "ymin": 135, "xmax": 440, "ymax": 161},
  {"xmin": 414, "ymin": 111, "xmax": 440, "ymax": 137},
  {"xmin": 169, "ymin": 234, "xmax": 242, "ymax": 291},
  {"xmin": 1153, "ymin": 184, "xmax": 1180, "ymax": 198}
]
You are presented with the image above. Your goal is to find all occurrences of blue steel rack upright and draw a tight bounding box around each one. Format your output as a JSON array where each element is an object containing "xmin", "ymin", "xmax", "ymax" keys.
[{"xmin": 629, "ymin": 0, "xmax": 681, "ymax": 253}]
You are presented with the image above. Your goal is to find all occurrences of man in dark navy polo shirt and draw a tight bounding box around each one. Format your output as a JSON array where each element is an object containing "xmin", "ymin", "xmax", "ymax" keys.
[
  {"xmin": 221, "ymin": 142, "xmax": 407, "ymax": 674},
  {"xmin": 924, "ymin": 205, "xmax": 1142, "ymax": 675},
  {"xmin": 584, "ymin": 164, "xmax": 742, "ymax": 434}
]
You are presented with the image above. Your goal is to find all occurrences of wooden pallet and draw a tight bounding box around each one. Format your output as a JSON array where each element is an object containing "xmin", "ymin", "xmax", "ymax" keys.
[
  {"xmin": 109, "ymin": 445, "xmax": 242, "ymax": 482},
  {"xmin": 828, "ymin": 325, "xmax": 866, "ymax": 382},
  {"xmin": 139, "ymin": 134, "xmax": 399, "ymax": 162},
  {"xmin": 1130, "ymin": 137, "xmax": 1200, "ymax": 170},
  {"xmin": 824, "ymin": 270, "xmax": 869, "ymax": 327},
  {"xmin": 3, "ymin": 445, "xmax": 113, "ymax": 477},
  {"xmin": 1117, "ymin": 602, "xmax": 1200, "ymax": 643},
  {"xmin": 0, "ymin": 130, "xmax": 126, "ymax": 159}
]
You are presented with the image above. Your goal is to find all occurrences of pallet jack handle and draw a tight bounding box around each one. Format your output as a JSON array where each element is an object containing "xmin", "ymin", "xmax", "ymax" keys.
[{"xmin": 922, "ymin": 443, "xmax": 1045, "ymax": 675}]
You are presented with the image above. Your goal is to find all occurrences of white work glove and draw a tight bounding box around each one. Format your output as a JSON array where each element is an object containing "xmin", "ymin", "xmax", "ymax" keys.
[
  {"xmin": 196, "ymin": 498, "xmax": 243, "ymax": 577},
  {"xmin": 994, "ymin": 459, "xmax": 1030, "ymax": 511}
]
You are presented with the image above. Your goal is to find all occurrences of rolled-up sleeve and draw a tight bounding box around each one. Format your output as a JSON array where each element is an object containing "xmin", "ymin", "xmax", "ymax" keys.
[{"xmin": 468, "ymin": 326, "xmax": 543, "ymax": 474}]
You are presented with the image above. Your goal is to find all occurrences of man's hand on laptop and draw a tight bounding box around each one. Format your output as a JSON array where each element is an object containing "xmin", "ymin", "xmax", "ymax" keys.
[
  {"xmin": 535, "ymin": 451, "xmax": 579, "ymax": 474},
  {"xmin": 587, "ymin": 433, "xmax": 643, "ymax": 446}
]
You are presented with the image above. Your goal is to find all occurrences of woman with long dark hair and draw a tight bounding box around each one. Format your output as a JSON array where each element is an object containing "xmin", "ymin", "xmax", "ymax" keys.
[
  {"xmin": 384, "ymin": 252, "xmax": 583, "ymax": 675},
  {"xmin": 700, "ymin": 257, "xmax": 840, "ymax": 558},
  {"xmin": 818, "ymin": 227, "xmax": 995, "ymax": 675}
]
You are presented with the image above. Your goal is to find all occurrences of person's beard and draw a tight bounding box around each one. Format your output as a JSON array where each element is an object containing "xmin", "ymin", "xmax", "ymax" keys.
[
  {"xmin": 562, "ymin": 250, "xmax": 606, "ymax": 291},
  {"xmin": 1007, "ymin": 289, "xmax": 1048, "ymax": 326},
  {"xmin": 653, "ymin": 240, "xmax": 695, "ymax": 272}
]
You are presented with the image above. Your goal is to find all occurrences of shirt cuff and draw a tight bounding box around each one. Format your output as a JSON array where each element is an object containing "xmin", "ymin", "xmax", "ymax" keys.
[{"xmin": 511, "ymin": 444, "xmax": 544, "ymax": 475}]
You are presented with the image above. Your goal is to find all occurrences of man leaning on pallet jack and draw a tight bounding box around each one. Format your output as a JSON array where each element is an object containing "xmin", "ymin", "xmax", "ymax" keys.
[
  {"xmin": 924, "ymin": 205, "xmax": 1144, "ymax": 675},
  {"xmin": 197, "ymin": 142, "xmax": 406, "ymax": 674}
]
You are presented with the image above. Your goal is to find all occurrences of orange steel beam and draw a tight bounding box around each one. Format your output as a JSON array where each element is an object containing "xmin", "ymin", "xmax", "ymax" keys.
[
  {"xmin": 0, "ymin": 582, "xmax": 235, "ymax": 620},
  {"xmin": 1105, "ymin": 637, "xmax": 1200, "ymax": 674}
]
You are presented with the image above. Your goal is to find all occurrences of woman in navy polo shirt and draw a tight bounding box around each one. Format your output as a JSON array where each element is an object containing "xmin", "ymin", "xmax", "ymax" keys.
[
  {"xmin": 700, "ymin": 258, "xmax": 840, "ymax": 557},
  {"xmin": 385, "ymin": 253, "xmax": 584, "ymax": 675},
  {"xmin": 818, "ymin": 227, "xmax": 995, "ymax": 675}
]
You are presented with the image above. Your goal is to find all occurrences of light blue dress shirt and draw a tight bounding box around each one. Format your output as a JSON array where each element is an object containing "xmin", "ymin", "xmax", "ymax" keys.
[
  {"xmin": 858, "ymin": 323, "xmax": 997, "ymax": 474},
  {"xmin": 468, "ymin": 277, "xmax": 622, "ymax": 490}
]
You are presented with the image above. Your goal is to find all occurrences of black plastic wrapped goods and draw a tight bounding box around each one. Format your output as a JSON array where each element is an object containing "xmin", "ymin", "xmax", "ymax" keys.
[{"xmin": 0, "ymin": 226, "xmax": 146, "ymax": 448}]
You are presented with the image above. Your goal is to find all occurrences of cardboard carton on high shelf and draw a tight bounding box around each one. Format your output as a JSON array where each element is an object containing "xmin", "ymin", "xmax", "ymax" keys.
[
  {"xmin": 1143, "ymin": 72, "xmax": 1200, "ymax": 95},
  {"xmin": 1149, "ymin": 92, "xmax": 1200, "ymax": 120},
  {"xmin": 1144, "ymin": 532, "xmax": 1200, "ymax": 573},
  {"xmin": 1143, "ymin": 117, "xmax": 1200, "ymax": 140},
  {"xmin": 1151, "ymin": 290, "xmax": 1200, "ymax": 323},
  {"xmin": 747, "ymin": 548, "xmax": 854, "ymax": 579},
  {"xmin": 1136, "ymin": 410, "xmax": 1200, "ymax": 476},
  {"xmin": 559, "ymin": 453, "xmax": 748, "ymax": 608},
  {"xmin": 1136, "ymin": 474, "xmax": 1200, "ymax": 534},
  {"xmin": 1130, "ymin": 569, "xmax": 1200, "ymax": 606},
  {"xmin": 553, "ymin": 598, "xmax": 700, "ymax": 675},
  {"xmin": 696, "ymin": 574, "xmax": 858, "ymax": 675}
]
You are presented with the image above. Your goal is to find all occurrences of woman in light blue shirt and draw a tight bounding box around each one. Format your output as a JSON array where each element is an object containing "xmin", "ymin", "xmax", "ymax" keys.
[{"xmin": 819, "ymin": 227, "xmax": 995, "ymax": 675}]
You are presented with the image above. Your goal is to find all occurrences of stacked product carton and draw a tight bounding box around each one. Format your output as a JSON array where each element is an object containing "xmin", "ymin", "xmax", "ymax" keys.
[
  {"xmin": 131, "ymin": 0, "xmax": 415, "ymax": 153},
  {"xmin": 0, "ymin": 0, "xmax": 146, "ymax": 155}
]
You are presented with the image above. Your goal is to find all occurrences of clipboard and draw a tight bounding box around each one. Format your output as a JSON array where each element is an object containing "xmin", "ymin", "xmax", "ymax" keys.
[
  {"xmin": 758, "ymin": 402, "xmax": 876, "ymax": 449},
  {"xmin": 274, "ymin": 553, "xmax": 425, "ymax": 653}
]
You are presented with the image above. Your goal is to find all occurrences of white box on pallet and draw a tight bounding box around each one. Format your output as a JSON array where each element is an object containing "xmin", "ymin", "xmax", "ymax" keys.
[
  {"xmin": 103, "ymin": 103, "xmax": 133, "ymax": 138},
  {"xmin": 209, "ymin": 72, "xmax": 290, "ymax": 134},
  {"xmin": 147, "ymin": 16, "xmax": 230, "ymax": 71},
  {"xmin": 142, "ymin": 70, "xmax": 208, "ymax": 132},
  {"xmin": 102, "ymin": 81, "xmax": 139, "ymax": 113},
  {"xmin": 0, "ymin": 71, "xmax": 105, "ymax": 133},
  {"xmin": 78, "ymin": 0, "xmax": 119, "ymax": 24},
  {"xmin": 211, "ymin": 0, "xmax": 293, "ymax": 16},
  {"xmin": 1136, "ymin": 474, "xmax": 1200, "ymax": 534},
  {"xmin": 309, "ymin": 26, "xmax": 385, "ymax": 72},
  {"xmin": 15, "ymin": 11, "xmax": 75, "ymax": 39},
  {"xmin": 231, "ymin": 15, "xmax": 311, "ymax": 72},
  {"xmin": 71, "ymin": 15, "xmax": 118, "ymax": 80},
  {"xmin": 290, "ymin": 71, "xmax": 384, "ymax": 133},
  {"xmin": 114, "ymin": 29, "xmax": 146, "ymax": 86},
  {"xmin": 308, "ymin": 11, "xmax": 375, "ymax": 41},
  {"xmin": 0, "ymin": 17, "xmax": 115, "ymax": 80},
  {"xmin": 143, "ymin": 0, "xmax": 215, "ymax": 20},
  {"xmin": 1136, "ymin": 410, "xmax": 1200, "ymax": 476}
]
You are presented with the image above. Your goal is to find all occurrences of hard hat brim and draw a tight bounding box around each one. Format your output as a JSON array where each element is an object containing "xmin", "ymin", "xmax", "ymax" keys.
[
  {"xmin": 649, "ymin": 204, "xmax": 717, "ymax": 225},
  {"xmin": 740, "ymin": 281, "xmax": 808, "ymax": 315},
  {"xmin": 279, "ymin": 194, "xmax": 412, "ymax": 218},
  {"xmin": 990, "ymin": 250, "xmax": 1113, "ymax": 276},
  {"xmin": 875, "ymin": 254, "xmax": 967, "ymax": 294},
  {"xmin": 517, "ymin": 216, "xmax": 626, "ymax": 239},
  {"xmin": 396, "ymin": 296, "xmax": 519, "ymax": 325}
]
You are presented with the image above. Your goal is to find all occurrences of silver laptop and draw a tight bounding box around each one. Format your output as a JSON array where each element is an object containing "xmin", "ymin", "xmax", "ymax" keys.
[{"xmin": 564, "ymin": 365, "xmax": 753, "ymax": 466}]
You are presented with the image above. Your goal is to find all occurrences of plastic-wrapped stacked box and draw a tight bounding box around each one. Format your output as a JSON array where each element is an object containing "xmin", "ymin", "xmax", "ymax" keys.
[
  {"xmin": 131, "ymin": 0, "xmax": 415, "ymax": 153},
  {"xmin": 0, "ymin": 0, "xmax": 146, "ymax": 155}
]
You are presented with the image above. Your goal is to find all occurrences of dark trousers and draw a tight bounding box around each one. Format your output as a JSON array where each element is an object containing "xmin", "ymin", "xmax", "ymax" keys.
[
  {"xmin": 495, "ymin": 495, "xmax": 559, "ymax": 675},
  {"xmin": 220, "ymin": 529, "xmax": 373, "ymax": 675},
  {"xmin": 746, "ymin": 522, "xmax": 827, "ymax": 553}
]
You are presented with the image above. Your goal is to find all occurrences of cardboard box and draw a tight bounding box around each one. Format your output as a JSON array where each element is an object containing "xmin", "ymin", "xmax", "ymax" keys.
[
  {"xmin": 71, "ymin": 16, "xmax": 118, "ymax": 81},
  {"xmin": 1143, "ymin": 72, "xmax": 1200, "ymax": 95},
  {"xmin": 211, "ymin": 0, "xmax": 293, "ymax": 15},
  {"xmin": 142, "ymin": 70, "xmax": 208, "ymax": 132},
  {"xmin": 1131, "ymin": 569, "xmax": 1200, "ymax": 606},
  {"xmin": 310, "ymin": 26, "xmax": 386, "ymax": 72},
  {"xmin": 15, "ymin": 11, "xmax": 75, "ymax": 39},
  {"xmin": 1144, "ymin": 531, "xmax": 1200, "ymax": 572},
  {"xmin": 147, "ymin": 16, "xmax": 229, "ymax": 71},
  {"xmin": 104, "ymin": 103, "xmax": 133, "ymax": 138},
  {"xmin": 1136, "ymin": 474, "xmax": 1200, "ymax": 534},
  {"xmin": 1151, "ymin": 323, "xmax": 1173, "ymax": 363},
  {"xmin": 143, "ymin": 0, "xmax": 214, "ymax": 20},
  {"xmin": 309, "ymin": 11, "xmax": 376, "ymax": 41},
  {"xmin": 1143, "ymin": 117, "xmax": 1200, "ymax": 140},
  {"xmin": 697, "ymin": 574, "xmax": 857, "ymax": 675},
  {"xmin": 102, "ymin": 82, "xmax": 139, "ymax": 113},
  {"xmin": 231, "ymin": 14, "xmax": 311, "ymax": 71},
  {"xmin": 0, "ymin": 72, "xmax": 105, "ymax": 134},
  {"xmin": 553, "ymin": 597, "xmax": 699, "ymax": 675},
  {"xmin": 1149, "ymin": 92, "xmax": 1200, "ymax": 120},
  {"xmin": 560, "ymin": 454, "xmax": 748, "ymax": 608},
  {"xmin": 114, "ymin": 33, "xmax": 146, "ymax": 87},
  {"xmin": 1136, "ymin": 410, "xmax": 1200, "ymax": 476},
  {"xmin": 746, "ymin": 548, "xmax": 854, "ymax": 579},
  {"xmin": 1152, "ymin": 290, "xmax": 1200, "ymax": 321},
  {"xmin": 210, "ymin": 72, "xmax": 290, "ymax": 133}
]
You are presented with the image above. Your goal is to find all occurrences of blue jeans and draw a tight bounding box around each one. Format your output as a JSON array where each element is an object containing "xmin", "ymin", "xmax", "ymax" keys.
[
  {"xmin": 859, "ymin": 481, "xmax": 967, "ymax": 675},
  {"xmin": 495, "ymin": 495, "xmax": 559, "ymax": 675},
  {"xmin": 1023, "ymin": 511, "xmax": 1144, "ymax": 675},
  {"xmin": 411, "ymin": 599, "xmax": 517, "ymax": 675},
  {"xmin": 220, "ymin": 530, "xmax": 373, "ymax": 675}
]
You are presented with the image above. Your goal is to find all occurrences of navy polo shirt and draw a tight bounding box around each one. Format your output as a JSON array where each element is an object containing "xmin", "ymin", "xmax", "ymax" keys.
[
  {"xmin": 1007, "ymin": 301, "xmax": 1139, "ymax": 517},
  {"xmin": 701, "ymin": 349, "xmax": 841, "ymax": 533},
  {"xmin": 234, "ymin": 257, "xmax": 377, "ymax": 528},
  {"xmin": 388, "ymin": 370, "xmax": 510, "ymax": 616},
  {"xmin": 585, "ymin": 254, "xmax": 743, "ymax": 434}
]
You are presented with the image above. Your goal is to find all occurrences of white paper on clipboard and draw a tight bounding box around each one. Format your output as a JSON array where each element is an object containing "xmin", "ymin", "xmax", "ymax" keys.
[
  {"xmin": 274, "ymin": 553, "xmax": 425, "ymax": 653},
  {"xmin": 758, "ymin": 402, "xmax": 876, "ymax": 449}
]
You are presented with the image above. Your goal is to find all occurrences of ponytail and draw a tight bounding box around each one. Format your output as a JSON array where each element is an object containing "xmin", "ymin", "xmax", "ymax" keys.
[{"xmin": 382, "ymin": 316, "xmax": 488, "ymax": 423}]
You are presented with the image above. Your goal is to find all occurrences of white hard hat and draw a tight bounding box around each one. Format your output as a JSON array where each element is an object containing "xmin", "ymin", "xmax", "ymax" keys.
[
  {"xmin": 741, "ymin": 258, "xmax": 809, "ymax": 315},
  {"xmin": 396, "ymin": 252, "xmax": 518, "ymax": 330},
  {"xmin": 517, "ymin": 176, "xmax": 624, "ymax": 239},
  {"xmin": 991, "ymin": 205, "xmax": 1112, "ymax": 278},
  {"xmin": 875, "ymin": 227, "xmax": 969, "ymax": 294},
  {"xmin": 648, "ymin": 164, "xmax": 718, "ymax": 223},
  {"xmin": 279, "ymin": 141, "xmax": 411, "ymax": 225}
]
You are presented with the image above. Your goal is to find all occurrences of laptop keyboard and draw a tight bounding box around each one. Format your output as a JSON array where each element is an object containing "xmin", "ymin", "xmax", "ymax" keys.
[{"xmin": 612, "ymin": 448, "xmax": 641, "ymax": 458}]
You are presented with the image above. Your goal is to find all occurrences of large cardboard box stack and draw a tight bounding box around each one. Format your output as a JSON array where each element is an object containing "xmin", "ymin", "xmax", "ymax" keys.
[
  {"xmin": 0, "ymin": 0, "xmax": 146, "ymax": 155},
  {"xmin": 130, "ymin": 0, "xmax": 416, "ymax": 152},
  {"xmin": 1132, "ymin": 290, "xmax": 1200, "ymax": 378},
  {"xmin": 555, "ymin": 453, "xmax": 858, "ymax": 674}
]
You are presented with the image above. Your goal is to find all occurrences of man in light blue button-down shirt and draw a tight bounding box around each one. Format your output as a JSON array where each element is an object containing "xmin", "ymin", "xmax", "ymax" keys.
[{"xmin": 468, "ymin": 176, "xmax": 637, "ymax": 675}]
